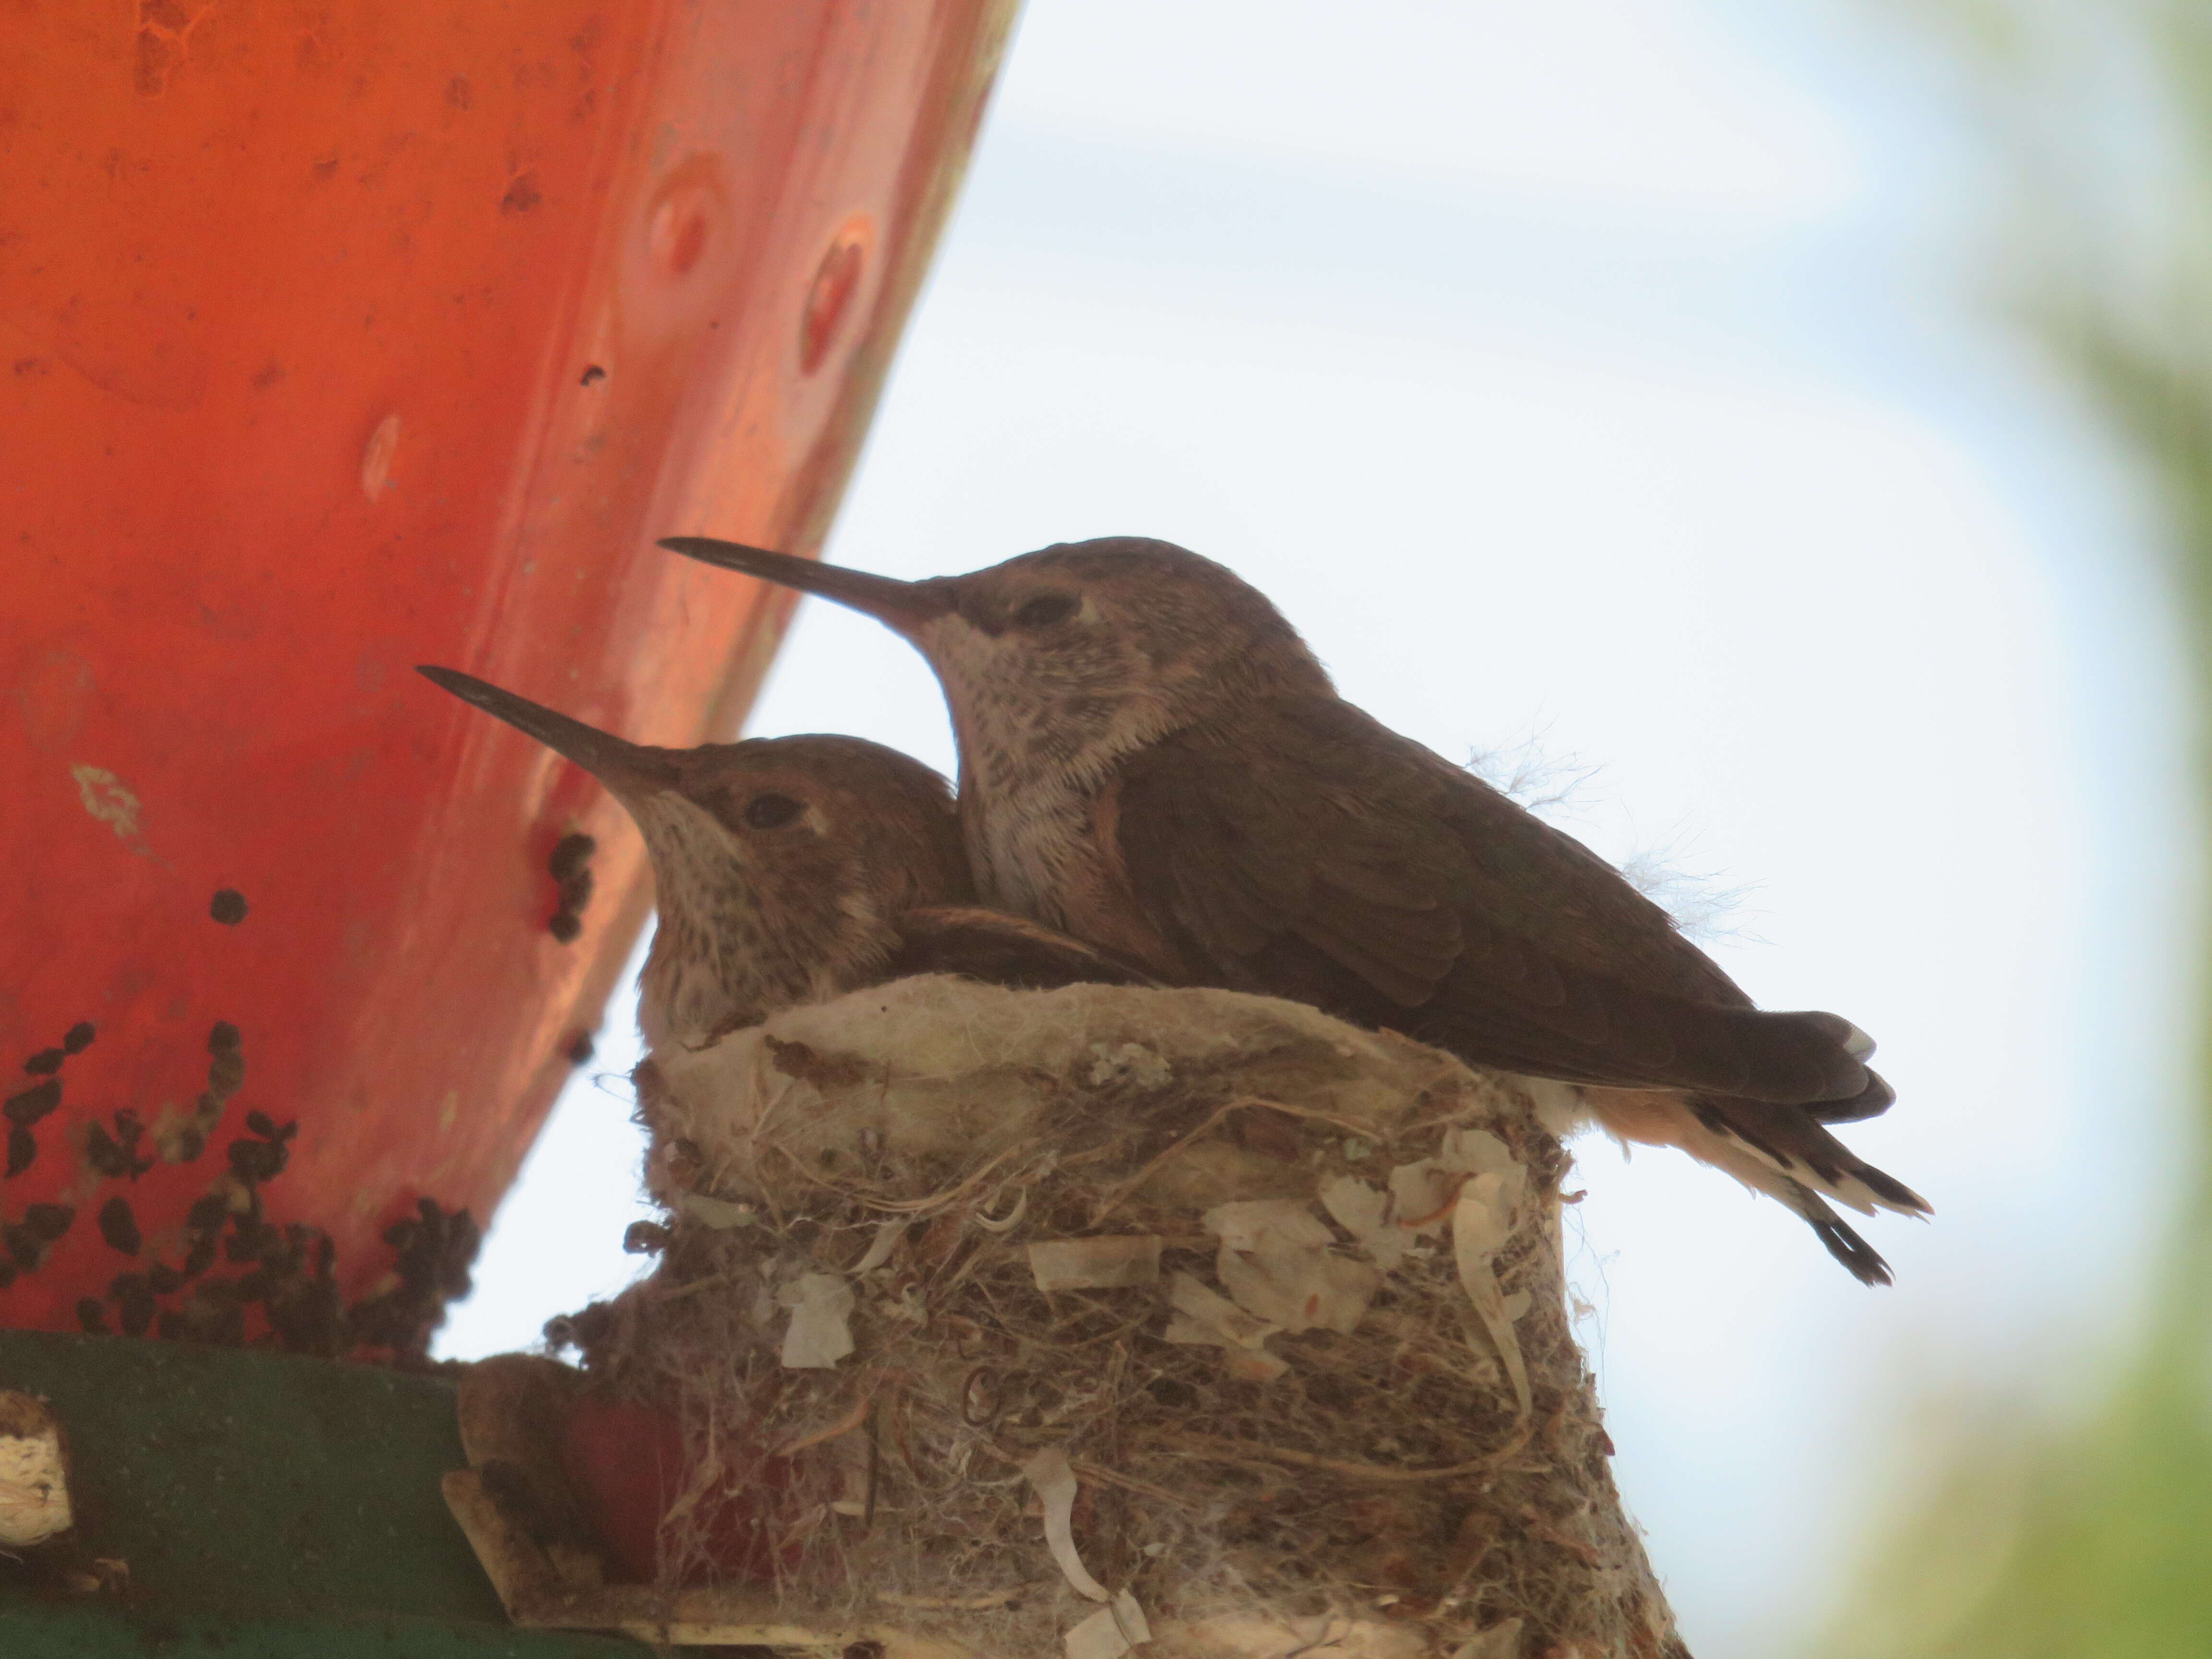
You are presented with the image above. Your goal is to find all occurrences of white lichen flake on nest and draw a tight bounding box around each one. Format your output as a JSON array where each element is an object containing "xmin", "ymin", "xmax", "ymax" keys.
[{"xmin": 568, "ymin": 977, "xmax": 1683, "ymax": 1659}]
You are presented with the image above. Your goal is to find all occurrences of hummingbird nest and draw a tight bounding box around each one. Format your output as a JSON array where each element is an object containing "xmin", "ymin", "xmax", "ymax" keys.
[{"xmin": 552, "ymin": 978, "xmax": 1683, "ymax": 1659}]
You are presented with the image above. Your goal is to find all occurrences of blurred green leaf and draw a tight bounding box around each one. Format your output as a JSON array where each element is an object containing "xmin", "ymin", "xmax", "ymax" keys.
[{"xmin": 1824, "ymin": 2, "xmax": 2212, "ymax": 1652}]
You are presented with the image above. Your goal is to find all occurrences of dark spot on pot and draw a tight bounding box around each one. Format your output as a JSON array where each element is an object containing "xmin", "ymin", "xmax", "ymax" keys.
[
  {"xmin": 209, "ymin": 889, "xmax": 249, "ymax": 926},
  {"xmin": 4, "ymin": 1078, "xmax": 62, "ymax": 1128},
  {"xmin": 61, "ymin": 1024, "xmax": 95, "ymax": 1056},
  {"xmin": 84, "ymin": 1123, "xmax": 129, "ymax": 1178},
  {"xmin": 263, "ymin": 1247, "xmax": 343, "ymax": 1357},
  {"xmin": 579, "ymin": 364, "xmax": 606, "ymax": 387},
  {"xmin": 205, "ymin": 1048, "xmax": 245, "ymax": 1100},
  {"xmin": 227, "ymin": 1137, "xmax": 286, "ymax": 1184},
  {"xmin": 208, "ymin": 1021, "xmax": 241, "ymax": 1056},
  {"xmin": 547, "ymin": 833, "xmax": 596, "ymax": 940},
  {"xmin": 172, "ymin": 1279, "xmax": 248, "ymax": 1346},
  {"xmin": 24, "ymin": 1204, "xmax": 73, "ymax": 1242},
  {"xmin": 349, "ymin": 1196, "xmax": 481, "ymax": 1354},
  {"xmin": 76, "ymin": 1298, "xmax": 108, "ymax": 1334},
  {"xmin": 557, "ymin": 866, "xmax": 594, "ymax": 914},
  {"xmin": 500, "ymin": 171, "xmax": 542, "ymax": 214},
  {"xmin": 86, "ymin": 1112, "xmax": 153, "ymax": 1180},
  {"xmin": 226, "ymin": 1214, "xmax": 279, "ymax": 1265},
  {"xmin": 22, "ymin": 1050, "xmax": 63, "ymax": 1077},
  {"xmin": 109, "ymin": 1273, "xmax": 156, "ymax": 1337},
  {"xmin": 6, "ymin": 1128, "xmax": 32, "ymax": 1178},
  {"xmin": 565, "ymin": 1030, "xmax": 595, "ymax": 1067},
  {"xmin": 97, "ymin": 1197, "xmax": 140, "ymax": 1255}
]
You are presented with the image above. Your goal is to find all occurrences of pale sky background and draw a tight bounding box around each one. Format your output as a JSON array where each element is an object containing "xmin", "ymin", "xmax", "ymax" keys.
[{"xmin": 438, "ymin": 4, "xmax": 2195, "ymax": 1654}]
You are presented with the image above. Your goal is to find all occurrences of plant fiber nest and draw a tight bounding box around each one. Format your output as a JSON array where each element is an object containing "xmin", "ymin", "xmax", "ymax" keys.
[{"xmin": 565, "ymin": 977, "xmax": 1684, "ymax": 1659}]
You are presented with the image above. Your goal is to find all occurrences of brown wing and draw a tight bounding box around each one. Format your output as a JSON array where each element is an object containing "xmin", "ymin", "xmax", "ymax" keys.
[
  {"xmin": 886, "ymin": 906, "xmax": 1164, "ymax": 992},
  {"xmin": 1115, "ymin": 696, "xmax": 1880, "ymax": 1109}
]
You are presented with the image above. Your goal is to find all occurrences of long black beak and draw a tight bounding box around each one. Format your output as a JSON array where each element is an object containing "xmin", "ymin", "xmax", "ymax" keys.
[
  {"xmin": 416, "ymin": 667, "xmax": 679, "ymax": 798},
  {"xmin": 659, "ymin": 537, "xmax": 953, "ymax": 632}
]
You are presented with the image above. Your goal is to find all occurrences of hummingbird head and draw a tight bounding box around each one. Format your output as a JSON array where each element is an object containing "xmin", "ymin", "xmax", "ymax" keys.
[
  {"xmin": 659, "ymin": 536, "xmax": 1333, "ymax": 793},
  {"xmin": 416, "ymin": 667, "xmax": 970, "ymax": 1047}
]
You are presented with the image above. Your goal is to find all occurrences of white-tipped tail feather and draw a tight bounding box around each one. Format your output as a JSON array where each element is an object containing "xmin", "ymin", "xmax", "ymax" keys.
[{"xmin": 1571, "ymin": 1084, "xmax": 1924, "ymax": 1286}]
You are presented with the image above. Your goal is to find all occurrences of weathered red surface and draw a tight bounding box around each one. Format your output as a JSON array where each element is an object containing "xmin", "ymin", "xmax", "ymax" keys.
[
  {"xmin": 0, "ymin": 0, "xmax": 1016, "ymax": 1337},
  {"xmin": 562, "ymin": 1397, "xmax": 796, "ymax": 1585}
]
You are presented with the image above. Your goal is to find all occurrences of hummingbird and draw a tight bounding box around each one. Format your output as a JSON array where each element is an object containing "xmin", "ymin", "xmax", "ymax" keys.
[
  {"xmin": 417, "ymin": 667, "xmax": 1152, "ymax": 1051},
  {"xmin": 659, "ymin": 535, "xmax": 1927, "ymax": 1284}
]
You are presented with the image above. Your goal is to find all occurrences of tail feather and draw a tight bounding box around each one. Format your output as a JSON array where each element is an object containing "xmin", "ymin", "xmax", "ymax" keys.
[
  {"xmin": 1796, "ymin": 1190, "xmax": 1894, "ymax": 1286},
  {"xmin": 1692, "ymin": 1096, "xmax": 1929, "ymax": 1219},
  {"xmin": 1581, "ymin": 1084, "xmax": 1923, "ymax": 1285},
  {"xmin": 1803, "ymin": 1066, "xmax": 1895, "ymax": 1124},
  {"xmin": 1802, "ymin": 1010, "xmax": 1878, "ymax": 1062}
]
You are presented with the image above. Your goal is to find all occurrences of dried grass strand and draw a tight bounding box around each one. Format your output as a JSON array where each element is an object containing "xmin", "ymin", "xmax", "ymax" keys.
[{"xmin": 1153, "ymin": 1425, "xmax": 1536, "ymax": 1485}]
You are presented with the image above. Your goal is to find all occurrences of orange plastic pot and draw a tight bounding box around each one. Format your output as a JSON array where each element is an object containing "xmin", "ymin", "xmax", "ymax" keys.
[{"xmin": 0, "ymin": 0, "xmax": 1016, "ymax": 1341}]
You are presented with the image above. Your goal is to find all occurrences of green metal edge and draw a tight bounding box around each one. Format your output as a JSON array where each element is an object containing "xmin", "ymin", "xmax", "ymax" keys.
[{"xmin": 0, "ymin": 1333, "xmax": 642, "ymax": 1654}]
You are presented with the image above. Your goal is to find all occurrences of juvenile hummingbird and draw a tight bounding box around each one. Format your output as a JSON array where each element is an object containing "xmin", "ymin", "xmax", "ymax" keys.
[
  {"xmin": 417, "ymin": 667, "xmax": 1151, "ymax": 1051},
  {"xmin": 660, "ymin": 535, "xmax": 1927, "ymax": 1284}
]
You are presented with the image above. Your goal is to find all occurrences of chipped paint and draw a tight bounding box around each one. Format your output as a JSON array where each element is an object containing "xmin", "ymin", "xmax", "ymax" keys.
[
  {"xmin": 134, "ymin": 0, "xmax": 222, "ymax": 98},
  {"xmin": 360, "ymin": 413, "xmax": 401, "ymax": 500},
  {"xmin": 69, "ymin": 762, "xmax": 151, "ymax": 854}
]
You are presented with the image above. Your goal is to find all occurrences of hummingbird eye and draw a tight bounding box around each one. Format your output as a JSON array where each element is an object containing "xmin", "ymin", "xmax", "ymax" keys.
[
  {"xmin": 741, "ymin": 793, "xmax": 805, "ymax": 830},
  {"xmin": 1011, "ymin": 593, "xmax": 1079, "ymax": 630}
]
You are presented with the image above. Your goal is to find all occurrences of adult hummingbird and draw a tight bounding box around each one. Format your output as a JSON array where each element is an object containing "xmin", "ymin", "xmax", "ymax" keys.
[
  {"xmin": 417, "ymin": 667, "xmax": 1150, "ymax": 1051},
  {"xmin": 659, "ymin": 535, "xmax": 1926, "ymax": 1284}
]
